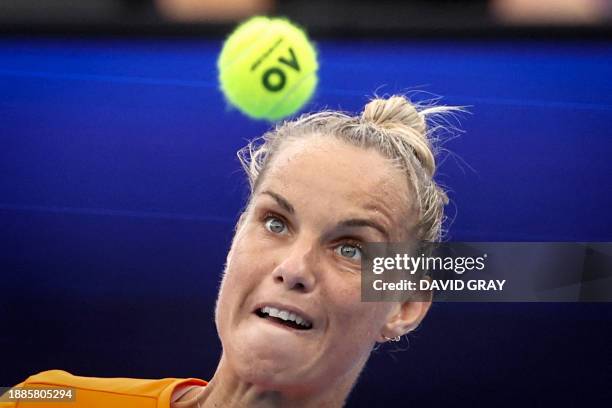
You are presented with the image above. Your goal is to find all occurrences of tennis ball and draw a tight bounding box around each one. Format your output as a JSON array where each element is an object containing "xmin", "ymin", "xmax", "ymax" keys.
[{"xmin": 217, "ymin": 16, "xmax": 318, "ymax": 121}]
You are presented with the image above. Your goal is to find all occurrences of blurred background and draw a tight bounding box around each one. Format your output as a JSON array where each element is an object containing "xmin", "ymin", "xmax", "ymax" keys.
[
  {"xmin": 1, "ymin": 0, "xmax": 612, "ymax": 31},
  {"xmin": 1, "ymin": 1, "xmax": 612, "ymax": 407}
]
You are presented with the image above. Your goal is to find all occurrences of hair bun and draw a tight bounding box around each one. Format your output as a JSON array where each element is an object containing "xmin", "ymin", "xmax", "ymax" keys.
[
  {"xmin": 362, "ymin": 95, "xmax": 426, "ymax": 135},
  {"xmin": 362, "ymin": 95, "xmax": 435, "ymax": 177}
]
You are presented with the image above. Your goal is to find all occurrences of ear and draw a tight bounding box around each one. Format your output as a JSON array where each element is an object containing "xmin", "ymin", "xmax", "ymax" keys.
[{"xmin": 379, "ymin": 294, "xmax": 432, "ymax": 341}]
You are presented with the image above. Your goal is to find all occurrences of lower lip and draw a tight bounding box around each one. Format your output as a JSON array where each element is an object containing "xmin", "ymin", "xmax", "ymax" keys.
[{"xmin": 253, "ymin": 313, "xmax": 313, "ymax": 334}]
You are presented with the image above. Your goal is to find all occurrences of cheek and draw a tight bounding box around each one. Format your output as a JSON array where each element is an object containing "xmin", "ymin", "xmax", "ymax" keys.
[
  {"xmin": 317, "ymin": 284, "xmax": 383, "ymax": 376},
  {"xmin": 216, "ymin": 241, "xmax": 252, "ymax": 323},
  {"xmin": 216, "ymin": 236, "xmax": 277, "ymax": 324},
  {"xmin": 225, "ymin": 238, "xmax": 279, "ymax": 284},
  {"xmin": 324, "ymin": 277, "xmax": 381, "ymax": 338}
]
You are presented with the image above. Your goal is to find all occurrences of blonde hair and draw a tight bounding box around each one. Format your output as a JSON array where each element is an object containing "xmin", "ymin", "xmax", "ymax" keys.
[{"xmin": 238, "ymin": 95, "xmax": 462, "ymax": 244}]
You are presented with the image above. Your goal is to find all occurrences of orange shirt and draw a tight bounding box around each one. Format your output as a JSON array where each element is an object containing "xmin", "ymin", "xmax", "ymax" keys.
[{"xmin": 0, "ymin": 370, "xmax": 207, "ymax": 408}]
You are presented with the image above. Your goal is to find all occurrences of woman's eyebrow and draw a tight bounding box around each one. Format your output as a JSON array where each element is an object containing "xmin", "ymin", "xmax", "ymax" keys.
[
  {"xmin": 260, "ymin": 190, "xmax": 295, "ymax": 214},
  {"xmin": 336, "ymin": 219, "xmax": 390, "ymax": 241},
  {"xmin": 259, "ymin": 190, "xmax": 390, "ymax": 240}
]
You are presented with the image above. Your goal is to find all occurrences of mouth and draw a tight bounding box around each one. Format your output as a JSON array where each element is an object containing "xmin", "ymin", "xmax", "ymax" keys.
[{"xmin": 254, "ymin": 306, "xmax": 313, "ymax": 331}]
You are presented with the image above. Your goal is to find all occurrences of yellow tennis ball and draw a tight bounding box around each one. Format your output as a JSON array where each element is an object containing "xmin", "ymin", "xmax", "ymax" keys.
[{"xmin": 217, "ymin": 16, "xmax": 319, "ymax": 121}]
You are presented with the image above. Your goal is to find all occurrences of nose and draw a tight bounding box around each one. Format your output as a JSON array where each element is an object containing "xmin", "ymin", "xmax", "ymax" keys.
[{"xmin": 272, "ymin": 238, "xmax": 317, "ymax": 293}]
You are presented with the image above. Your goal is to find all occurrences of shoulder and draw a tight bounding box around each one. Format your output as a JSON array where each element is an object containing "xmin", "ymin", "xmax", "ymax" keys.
[{"xmin": 1, "ymin": 370, "xmax": 207, "ymax": 408}]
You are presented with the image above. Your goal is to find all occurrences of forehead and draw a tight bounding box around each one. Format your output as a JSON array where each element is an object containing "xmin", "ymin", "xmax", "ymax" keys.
[{"xmin": 258, "ymin": 136, "xmax": 415, "ymax": 238}]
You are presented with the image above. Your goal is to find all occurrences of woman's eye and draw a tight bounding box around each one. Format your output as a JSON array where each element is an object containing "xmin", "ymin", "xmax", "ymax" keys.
[
  {"xmin": 335, "ymin": 243, "xmax": 362, "ymax": 261},
  {"xmin": 264, "ymin": 216, "xmax": 287, "ymax": 234}
]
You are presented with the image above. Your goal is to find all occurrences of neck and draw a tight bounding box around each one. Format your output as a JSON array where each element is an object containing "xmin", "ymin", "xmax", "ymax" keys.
[{"xmin": 195, "ymin": 353, "xmax": 364, "ymax": 408}]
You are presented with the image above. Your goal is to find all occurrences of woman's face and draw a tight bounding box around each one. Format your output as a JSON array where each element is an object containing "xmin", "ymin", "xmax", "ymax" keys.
[{"xmin": 215, "ymin": 136, "xmax": 415, "ymax": 394}]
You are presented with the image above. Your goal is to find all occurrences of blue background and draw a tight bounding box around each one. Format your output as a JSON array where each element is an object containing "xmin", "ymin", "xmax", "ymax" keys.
[{"xmin": 1, "ymin": 37, "xmax": 612, "ymax": 406}]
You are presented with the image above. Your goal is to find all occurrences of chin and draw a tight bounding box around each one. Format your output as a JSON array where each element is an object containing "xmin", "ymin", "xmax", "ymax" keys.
[
  {"xmin": 228, "ymin": 336, "xmax": 313, "ymax": 388},
  {"xmin": 235, "ymin": 357, "xmax": 299, "ymax": 389},
  {"xmin": 240, "ymin": 365, "xmax": 319, "ymax": 397},
  {"xmin": 240, "ymin": 337, "xmax": 298, "ymax": 372}
]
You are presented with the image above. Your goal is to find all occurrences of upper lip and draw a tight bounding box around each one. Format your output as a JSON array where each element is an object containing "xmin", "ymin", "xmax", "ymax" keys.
[{"xmin": 253, "ymin": 302, "xmax": 316, "ymax": 328}]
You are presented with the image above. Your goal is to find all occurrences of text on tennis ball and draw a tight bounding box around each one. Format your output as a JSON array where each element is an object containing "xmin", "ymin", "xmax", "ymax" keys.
[{"xmin": 251, "ymin": 43, "xmax": 301, "ymax": 93}]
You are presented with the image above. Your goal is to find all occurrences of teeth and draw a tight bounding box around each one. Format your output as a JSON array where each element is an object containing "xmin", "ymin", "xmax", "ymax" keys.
[{"xmin": 260, "ymin": 306, "xmax": 312, "ymax": 328}]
